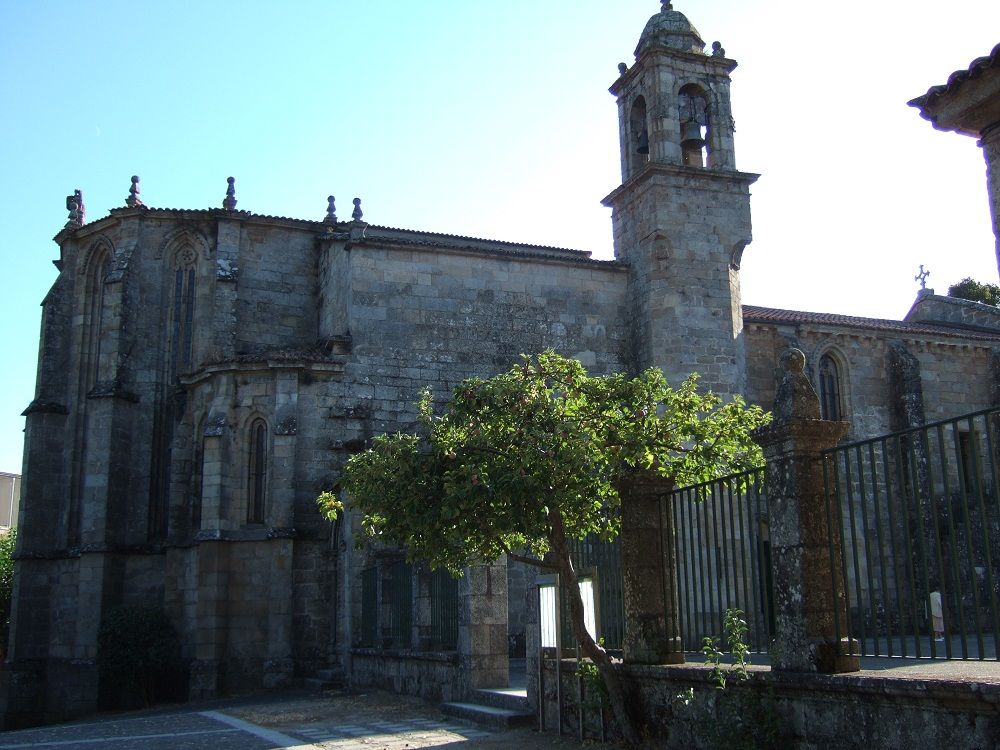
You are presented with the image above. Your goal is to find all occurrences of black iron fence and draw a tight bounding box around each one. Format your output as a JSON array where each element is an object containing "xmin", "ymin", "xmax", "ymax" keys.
[
  {"xmin": 559, "ymin": 467, "xmax": 772, "ymax": 654},
  {"xmin": 826, "ymin": 408, "xmax": 1000, "ymax": 660},
  {"xmin": 357, "ymin": 558, "xmax": 458, "ymax": 651},
  {"xmin": 671, "ymin": 468, "xmax": 772, "ymax": 652}
]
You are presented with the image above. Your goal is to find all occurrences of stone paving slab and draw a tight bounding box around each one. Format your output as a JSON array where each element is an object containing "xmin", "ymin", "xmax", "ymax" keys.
[
  {"xmin": 293, "ymin": 717, "xmax": 493, "ymax": 748},
  {"xmin": 224, "ymin": 688, "xmax": 614, "ymax": 749}
]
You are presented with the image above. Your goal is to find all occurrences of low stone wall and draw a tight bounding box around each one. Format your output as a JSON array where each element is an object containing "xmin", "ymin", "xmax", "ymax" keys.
[
  {"xmin": 349, "ymin": 649, "xmax": 462, "ymax": 703},
  {"xmin": 539, "ymin": 659, "xmax": 1000, "ymax": 749}
]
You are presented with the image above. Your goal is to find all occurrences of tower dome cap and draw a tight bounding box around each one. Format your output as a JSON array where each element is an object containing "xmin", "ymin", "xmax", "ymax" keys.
[{"xmin": 635, "ymin": 2, "xmax": 705, "ymax": 57}]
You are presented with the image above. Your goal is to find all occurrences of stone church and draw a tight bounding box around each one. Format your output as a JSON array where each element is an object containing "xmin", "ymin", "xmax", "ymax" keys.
[{"xmin": 6, "ymin": 2, "xmax": 1000, "ymax": 727}]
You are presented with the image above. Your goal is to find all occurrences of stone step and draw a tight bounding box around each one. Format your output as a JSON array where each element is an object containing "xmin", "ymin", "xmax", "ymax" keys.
[
  {"xmin": 471, "ymin": 686, "xmax": 531, "ymax": 713},
  {"xmin": 300, "ymin": 669, "xmax": 343, "ymax": 691},
  {"xmin": 439, "ymin": 701, "xmax": 535, "ymax": 731}
]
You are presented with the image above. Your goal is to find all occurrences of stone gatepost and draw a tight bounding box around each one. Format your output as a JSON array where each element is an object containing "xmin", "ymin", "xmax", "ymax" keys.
[
  {"xmin": 458, "ymin": 559, "xmax": 508, "ymax": 691},
  {"xmin": 617, "ymin": 472, "xmax": 684, "ymax": 664},
  {"xmin": 754, "ymin": 348, "xmax": 859, "ymax": 673}
]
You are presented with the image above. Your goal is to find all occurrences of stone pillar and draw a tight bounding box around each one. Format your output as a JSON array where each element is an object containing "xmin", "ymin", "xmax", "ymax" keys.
[
  {"xmin": 458, "ymin": 559, "xmax": 508, "ymax": 691},
  {"xmin": 617, "ymin": 472, "xmax": 683, "ymax": 664},
  {"xmin": 981, "ymin": 123, "xmax": 1000, "ymax": 277},
  {"xmin": 189, "ymin": 541, "xmax": 230, "ymax": 698},
  {"xmin": 754, "ymin": 348, "xmax": 858, "ymax": 673}
]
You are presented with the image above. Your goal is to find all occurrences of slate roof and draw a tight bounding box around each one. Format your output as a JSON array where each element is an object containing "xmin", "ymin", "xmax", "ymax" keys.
[{"xmin": 742, "ymin": 305, "xmax": 1000, "ymax": 343}]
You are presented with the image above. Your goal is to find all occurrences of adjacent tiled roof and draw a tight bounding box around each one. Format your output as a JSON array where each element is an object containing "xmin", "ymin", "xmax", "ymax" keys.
[
  {"xmin": 742, "ymin": 305, "xmax": 1000, "ymax": 343},
  {"xmin": 909, "ymin": 42, "xmax": 1000, "ymax": 112}
]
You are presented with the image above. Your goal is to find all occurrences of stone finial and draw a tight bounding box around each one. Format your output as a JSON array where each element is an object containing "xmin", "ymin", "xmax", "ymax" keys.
[
  {"xmin": 325, "ymin": 195, "xmax": 337, "ymax": 224},
  {"xmin": 65, "ymin": 189, "xmax": 85, "ymax": 226},
  {"xmin": 773, "ymin": 348, "xmax": 821, "ymax": 423},
  {"xmin": 915, "ymin": 264, "xmax": 930, "ymax": 290},
  {"xmin": 618, "ymin": 62, "xmax": 628, "ymax": 75},
  {"xmin": 661, "ymin": 1, "xmax": 673, "ymax": 10},
  {"xmin": 126, "ymin": 175, "xmax": 143, "ymax": 208},
  {"xmin": 352, "ymin": 197, "xmax": 364, "ymax": 222},
  {"xmin": 223, "ymin": 176, "xmax": 237, "ymax": 211},
  {"xmin": 712, "ymin": 41, "xmax": 726, "ymax": 57}
]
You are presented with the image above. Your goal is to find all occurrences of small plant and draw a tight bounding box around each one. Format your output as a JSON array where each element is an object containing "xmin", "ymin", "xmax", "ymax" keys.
[
  {"xmin": 701, "ymin": 634, "xmax": 726, "ymax": 689},
  {"xmin": 725, "ymin": 608, "xmax": 750, "ymax": 682},
  {"xmin": 576, "ymin": 658, "xmax": 608, "ymax": 708},
  {"xmin": 672, "ymin": 609, "xmax": 780, "ymax": 749}
]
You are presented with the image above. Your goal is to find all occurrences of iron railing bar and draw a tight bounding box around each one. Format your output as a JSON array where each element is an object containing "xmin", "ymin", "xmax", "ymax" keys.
[
  {"xmin": 940, "ymin": 424, "xmax": 966, "ymax": 659},
  {"xmin": 905, "ymin": 431, "xmax": 932, "ymax": 659},
  {"xmin": 832, "ymin": 448, "xmax": 856, "ymax": 655},
  {"xmin": 745, "ymin": 473, "xmax": 766, "ymax": 651},
  {"xmin": 842, "ymin": 445, "xmax": 867, "ymax": 655},
  {"xmin": 880, "ymin": 437, "xmax": 906, "ymax": 657},
  {"xmin": 734, "ymin": 478, "xmax": 754, "ymax": 651},
  {"xmin": 695, "ymin": 485, "xmax": 710, "ymax": 649},
  {"xmin": 959, "ymin": 417, "xmax": 985, "ymax": 660},
  {"xmin": 926, "ymin": 426, "xmax": 948, "ymax": 658},
  {"xmin": 710, "ymin": 483, "xmax": 726, "ymax": 640},
  {"xmin": 674, "ymin": 490, "xmax": 691, "ymax": 651},
  {"xmin": 853, "ymin": 442, "xmax": 880, "ymax": 655},
  {"xmin": 980, "ymin": 414, "xmax": 1000, "ymax": 659},
  {"xmin": 892, "ymin": 435, "xmax": 920, "ymax": 657},
  {"xmin": 718, "ymin": 481, "xmax": 734, "ymax": 623},
  {"xmin": 823, "ymin": 446, "xmax": 843, "ymax": 652},
  {"xmin": 927, "ymin": 426, "xmax": 947, "ymax": 657},
  {"xmin": 868, "ymin": 440, "xmax": 893, "ymax": 656},
  {"xmin": 835, "ymin": 405, "xmax": 1000, "ymax": 452}
]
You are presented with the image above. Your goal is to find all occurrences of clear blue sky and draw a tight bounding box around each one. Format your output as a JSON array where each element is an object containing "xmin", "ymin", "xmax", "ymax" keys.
[{"xmin": 2, "ymin": 0, "xmax": 999, "ymax": 473}]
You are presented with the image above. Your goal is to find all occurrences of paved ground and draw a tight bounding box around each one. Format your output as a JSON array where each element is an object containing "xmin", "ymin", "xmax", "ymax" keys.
[
  {"xmin": 2, "ymin": 657, "xmax": 998, "ymax": 749},
  {"xmin": 0, "ymin": 689, "xmax": 616, "ymax": 750}
]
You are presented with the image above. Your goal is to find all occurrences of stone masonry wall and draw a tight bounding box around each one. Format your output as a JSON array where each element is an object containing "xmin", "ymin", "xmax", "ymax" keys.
[
  {"xmin": 745, "ymin": 323, "xmax": 996, "ymax": 438},
  {"xmin": 905, "ymin": 291, "xmax": 1000, "ymax": 330}
]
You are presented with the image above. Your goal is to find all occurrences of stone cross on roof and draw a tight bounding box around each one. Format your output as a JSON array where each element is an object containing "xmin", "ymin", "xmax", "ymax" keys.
[{"xmin": 915, "ymin": 265, "xmax": 930, "ymax": 289}]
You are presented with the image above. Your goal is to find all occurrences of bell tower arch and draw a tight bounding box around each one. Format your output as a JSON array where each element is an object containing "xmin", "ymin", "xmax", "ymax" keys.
[{"xmin": 604, "ymin": 2, "xmax": 757, "ymax": 399}]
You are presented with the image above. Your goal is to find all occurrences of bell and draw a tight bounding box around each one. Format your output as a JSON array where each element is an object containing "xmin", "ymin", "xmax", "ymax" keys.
[
  {"xmin": 636, "ymin": 128, "xmax": 649, "ymax": 155},
  {"xmin": 681, "ymin": 121, "xmax": 705, "ymax": 149}
]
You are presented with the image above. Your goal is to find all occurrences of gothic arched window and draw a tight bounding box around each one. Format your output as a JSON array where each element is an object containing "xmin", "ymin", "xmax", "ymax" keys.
[
  {"xmin": 169, "ymin": 245, "xmax": 197, "ymax": 379},
  {"xmin": 247, "ymin": 419, "xmax": 268, "ymax": 524},
  {"xmin": 84, "ymin": 250, "xmax": 111, "ymax": 389},
  {"xmin": 818, "ymin": 353, "xmax": 844, "ymax": 422}
]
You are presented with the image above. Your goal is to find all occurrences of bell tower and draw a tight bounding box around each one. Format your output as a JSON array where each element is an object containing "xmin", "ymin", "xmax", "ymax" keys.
[{"xmin": 603, "ymin": 2, "xmax": 758, "ymax": 399}]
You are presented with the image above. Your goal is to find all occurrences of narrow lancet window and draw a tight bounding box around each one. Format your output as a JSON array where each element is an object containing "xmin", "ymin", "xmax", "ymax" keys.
[
  {"xmin": 248, "ymin": 419, "xmax": 267, "ymax": 524},
  {"xmin": 169, "ymin": 246, "xmax": 197, "ymax": 379},
  {"xmin": 818, "ymin": 354, "xmax": 843, "ymax": 422}
]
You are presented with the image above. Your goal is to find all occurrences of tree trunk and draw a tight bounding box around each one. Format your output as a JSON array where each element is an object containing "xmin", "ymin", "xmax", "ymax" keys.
[{"xmin": 548, "ymin": 508, "xmax": 641, "ymax": 746}]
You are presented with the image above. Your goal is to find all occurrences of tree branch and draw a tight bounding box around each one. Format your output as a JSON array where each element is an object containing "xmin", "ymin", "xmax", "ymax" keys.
[{"xmin": 501, "ymin": 546, "xmax": 558, "ymax": 571}]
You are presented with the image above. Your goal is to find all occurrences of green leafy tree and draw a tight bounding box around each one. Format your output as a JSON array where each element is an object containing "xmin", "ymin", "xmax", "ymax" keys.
[
  {"xmin": 0, "ymin": 528, "xmax": 16, "ymax": 653},
  {"xmin": 948, "ymin": 277, "xmax": 1000, "ymax": 306},
  {"xmin": 321, "ymin": 351, "xmax": 769, "ymax": 745}
]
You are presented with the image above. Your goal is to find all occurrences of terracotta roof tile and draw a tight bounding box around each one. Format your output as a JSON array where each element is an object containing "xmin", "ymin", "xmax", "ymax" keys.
[
  {"xmin": 909, "ymin": 43, "xmax": 1000, "ymax": 111},
  {"xmin": 742, "ymin": 304, "xmax": 1000, "ymax": 343}
]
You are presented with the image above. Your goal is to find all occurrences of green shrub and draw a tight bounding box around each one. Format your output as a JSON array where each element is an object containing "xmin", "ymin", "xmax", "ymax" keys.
[
  {"xmin": 0, "ymin": 528, "xmax": 15, "ymax": 653},
  {"xmin": 948, "ymin": 277, "xmax": 1000, "ymax": 306},
  {"xmin": 97, "ymin": 605, "xmax": 182, "ymax": 708}
]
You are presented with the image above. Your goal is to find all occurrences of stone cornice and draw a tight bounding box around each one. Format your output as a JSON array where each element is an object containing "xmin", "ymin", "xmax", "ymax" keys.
[{"xmin": 602, "ymin": 162, "xmax": 759, "ymax": 207}]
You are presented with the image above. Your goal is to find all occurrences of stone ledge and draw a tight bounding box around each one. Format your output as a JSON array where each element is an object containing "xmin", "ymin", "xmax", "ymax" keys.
[{"xmin": 351, "ymin": 648, "xmax": 459, "ymax": 664}]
